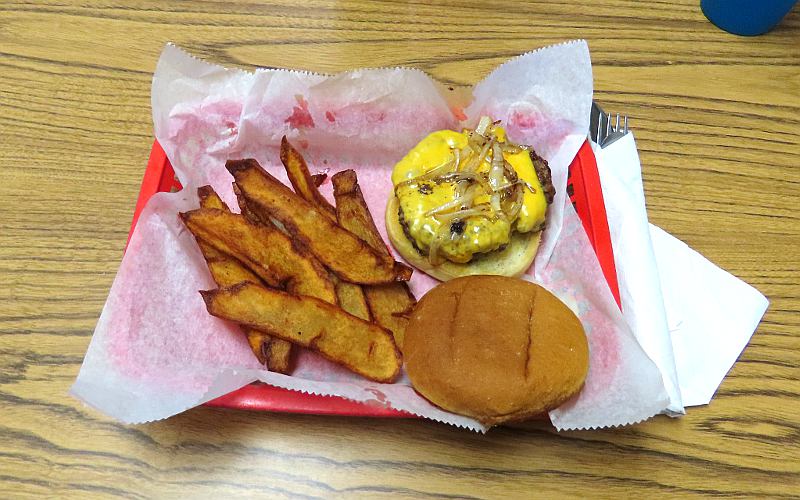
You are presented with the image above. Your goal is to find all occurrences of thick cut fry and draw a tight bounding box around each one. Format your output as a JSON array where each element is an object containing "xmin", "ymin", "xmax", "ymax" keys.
[
  {"xmin": 181, "ymin": 208, "xmax": 336, "ymax": 303},
  {"xmin": 280, "ymin": 136, "xmax": 336, "ymax": 220},
  {"xmin": 228, "ymin": 159, "xmax": 410, "ymax": 285},
  {"xmin": 331, "ymin": 169, "xmax": 417, "ymax": 348},
  {"xmin": 195, "ymin": 187, "xmax": 294, "ymax": 374},
  {"xmin": 201, "ymin": 283, "xmax": 401, "ymax": 383},
  {"xmin": 198, "ymin": 185, "xmax": 229, "ymax": 211},
  {"xmin": 331, "ymin": 170, "xmax": 388, "ymax": 253},
  {"xmin": 246, "ymin": 329, "xmax": 293, "ymax": 373},
  {"xmin": 335, "ymin": 279, "xmax": 371, "ymax": 321}
]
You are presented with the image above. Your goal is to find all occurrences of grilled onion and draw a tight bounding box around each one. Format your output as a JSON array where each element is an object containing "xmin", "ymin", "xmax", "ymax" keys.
[
  {"xmin": 398, "ymin": 116, "xmax": 537, "ymax": 265},
  {"xmin": 428, "ymin": 221, "xmax": 453, "ymax": 266},
  {"xmin": 433, "ymin": 204, "xmax": 492, "ymax": 222}
]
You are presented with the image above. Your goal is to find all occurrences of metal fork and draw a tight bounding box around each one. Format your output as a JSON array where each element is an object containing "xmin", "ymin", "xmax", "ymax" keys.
[{"xmin": 590, "ymin": 101, "xmax": 629, "ymax": 148}]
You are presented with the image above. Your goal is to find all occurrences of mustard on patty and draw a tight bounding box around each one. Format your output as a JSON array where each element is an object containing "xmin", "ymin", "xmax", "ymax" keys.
[{"xmin": 391, "ymin": 119, "xmax": 549, "ymax": 264}]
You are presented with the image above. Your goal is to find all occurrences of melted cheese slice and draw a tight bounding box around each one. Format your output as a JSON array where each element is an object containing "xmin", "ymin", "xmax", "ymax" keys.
[{"xmin": 391, "ymin": 129, "xmax": 548, "ymax": 263}]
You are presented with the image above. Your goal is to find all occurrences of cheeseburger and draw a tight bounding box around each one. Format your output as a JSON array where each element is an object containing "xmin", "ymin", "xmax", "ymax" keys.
[{"xmin": 386, "ymin": 117, "xmax": 555, "ymax": 281}]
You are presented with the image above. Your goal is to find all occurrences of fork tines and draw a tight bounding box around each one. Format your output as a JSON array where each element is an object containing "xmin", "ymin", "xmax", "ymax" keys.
[{"xmin": 600, "ymin": 112, "xmax": 629, "ymax": 148}]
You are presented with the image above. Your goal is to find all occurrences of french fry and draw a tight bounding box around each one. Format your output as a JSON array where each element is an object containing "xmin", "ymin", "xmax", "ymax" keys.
[
  {"xmin": 199, "ymin": 241, "xmax": 260, "ymax": 285},
  {"xmin": 247, "ymin": 330, "xmax": 292, "ymax": 373},
  {"xmin": 181, "ymin": 208, "xmax": 336, "ymax": 303},
  {"xmin": 228, "ymin": 159, "xmax": 411, "ymax": 285},
  {"xmin": 332, "ymin": 170, "xmax": 417, "ymax": 348},
  {"xmin": 231, "ymin": 182, "xmax": 271, "ymax": 227},
  {"xmin": 201, "ymin": 282, "xmax": 401, "ymax": 383},
  {"xmin": 311, "ymin": 173, "xmax": 327, "ymax": 187},
  {"xmin": 280, "ymin": 136, "xmax": 337, "ymax": 220},
  {"xmin": 278, "ymin": 141, "xmax": 372, "ymax": 321},
  {"xmin": 196, "ymin": 187, "xmax": 262, "ymax": 286},
  {"xmin": 362, "ymin": 285, "xmax": 416, "ymax": 348},
  {"xmin": 330, "ymin": 170, "xmax": 389, "ymax": 252},
  {"xmin": 197, "ymin": 185, "xmax": 229, "ymax": 211},
  {"xmin": 334, "ymin": 279, "xmax": 371, "ymax": 321},
  {"xmin": 195, "ymin": 186, "xmax": 294, "ymax": 373}
]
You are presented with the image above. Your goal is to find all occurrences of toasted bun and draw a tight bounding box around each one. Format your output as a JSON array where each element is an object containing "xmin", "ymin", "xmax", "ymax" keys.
[
  {"xmin": 403, "ymin": 276, "xmax": 588, "ymax": 427},
  {"xmin": 385, "ymin": 196, "xmax": 541, "ymax": 281}
]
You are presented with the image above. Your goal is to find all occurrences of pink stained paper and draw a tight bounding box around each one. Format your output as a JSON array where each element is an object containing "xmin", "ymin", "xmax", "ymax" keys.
[{"xmin": 71, "ymin": 41, "xmax": 668, "ymax": 431}]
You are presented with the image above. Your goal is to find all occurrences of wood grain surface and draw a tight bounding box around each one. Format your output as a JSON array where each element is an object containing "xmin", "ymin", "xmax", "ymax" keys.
[{"xmin": 1, "ymin": 0, "xmax": 799, "ymax": 497}]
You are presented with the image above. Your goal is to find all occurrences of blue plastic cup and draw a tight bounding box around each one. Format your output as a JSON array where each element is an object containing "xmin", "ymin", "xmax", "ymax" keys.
[{"xmin": 701, "ymin": 0, "xmax": 798, "ymax": 36}]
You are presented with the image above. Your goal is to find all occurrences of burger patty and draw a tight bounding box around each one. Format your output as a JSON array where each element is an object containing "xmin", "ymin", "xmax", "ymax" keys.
[
  {"xmin": 530, "ymin": 150, "xmax": 555, "ymax": 205},
  {"xmin": 397, "ymin": 201, "xmax": 424, "ymax": 256}
]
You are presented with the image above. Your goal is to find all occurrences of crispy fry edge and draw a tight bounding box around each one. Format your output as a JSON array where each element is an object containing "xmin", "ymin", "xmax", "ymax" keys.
[
  {"xmin": 311, "ymin": 173, "xmax": 327, "ymax": 187},
  {"xmin": 197, "ymin": 185, "xmax": 229, "ymax": 211},
  {"xmin": 232, "ymin": 182, "xmax": 272, "ymax": 227}
]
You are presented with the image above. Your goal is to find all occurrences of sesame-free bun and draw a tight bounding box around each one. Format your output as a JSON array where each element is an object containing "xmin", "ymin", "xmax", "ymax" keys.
[
  {"xmin": 385, "ymin": 196, "xmax": 541, "ymax": 282},
  {"xmin": 403, "ymin": 276, "xmax": 589, "ymax": 427}
]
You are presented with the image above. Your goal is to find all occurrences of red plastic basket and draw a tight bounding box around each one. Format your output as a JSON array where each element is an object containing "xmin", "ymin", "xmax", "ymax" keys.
[{"xmin": 129, "ymin": 139, "xmax": 620, "ymax": 416}]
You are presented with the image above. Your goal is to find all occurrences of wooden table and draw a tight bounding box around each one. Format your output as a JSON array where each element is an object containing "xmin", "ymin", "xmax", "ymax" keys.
[{"xmin": 2, "ymin": 1, "xmax": 798, "ymax": 497}]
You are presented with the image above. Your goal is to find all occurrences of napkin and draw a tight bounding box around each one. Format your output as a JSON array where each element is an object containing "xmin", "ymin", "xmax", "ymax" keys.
[
  {"xmin": 649, "ymin": 225, "xmax": 769, "ymax": 406},
  {"xmin": 595, "ymin": 134, "xmax": 769, "ymax": 410}
]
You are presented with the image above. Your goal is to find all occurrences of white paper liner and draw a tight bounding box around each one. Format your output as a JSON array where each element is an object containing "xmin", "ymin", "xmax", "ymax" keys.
[{"xmin": 71, "ymin": 40, "xmax": 668, "ymax": 431}]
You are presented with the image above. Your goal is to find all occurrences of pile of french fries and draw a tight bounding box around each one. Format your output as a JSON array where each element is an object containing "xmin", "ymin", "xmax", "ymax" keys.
[{"xmin": 180, "ymin": 138, "xmax": 415, "ymax": 383}]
